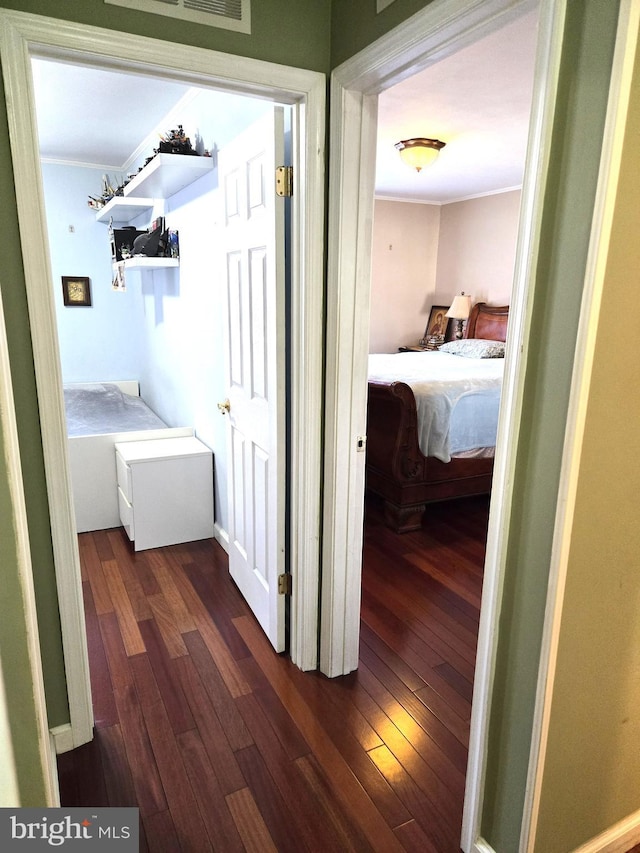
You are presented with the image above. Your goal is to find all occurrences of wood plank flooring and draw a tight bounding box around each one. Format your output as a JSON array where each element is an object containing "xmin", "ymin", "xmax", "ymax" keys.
[{"xmin": 57, "ymin": 494, "xmax": 488, "ymax": 852}]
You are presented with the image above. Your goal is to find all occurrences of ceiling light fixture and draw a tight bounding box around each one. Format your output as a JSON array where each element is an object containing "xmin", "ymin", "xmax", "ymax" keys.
[{"xmin": 395, "ymin": 137, "xmax": 446, "ymax": 172}]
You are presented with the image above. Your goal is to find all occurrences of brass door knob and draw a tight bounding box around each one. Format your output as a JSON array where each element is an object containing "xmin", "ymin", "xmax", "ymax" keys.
[{"xmin": 217, "ymin": 399, "xmax": 231, "ymax": 415}]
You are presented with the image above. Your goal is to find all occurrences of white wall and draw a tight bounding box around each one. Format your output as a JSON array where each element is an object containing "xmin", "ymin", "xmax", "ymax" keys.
[
  {"xmin": 128, "ymin": 169, "xmax": 230, "ymax": 532},
  {"xmin": 126, "ymin": 93, "xmax": 272, "ymax": 533},
  {"xmin": 369, "ymin": 200, "xmax": 440, "ymax": 353},
  {"xmin": 435, "ymin": 189, "xmax": 521, "ymax": 306},
  {"xmin": 41, "ymin": 163, "xmax": 145, "ymax": 382}
]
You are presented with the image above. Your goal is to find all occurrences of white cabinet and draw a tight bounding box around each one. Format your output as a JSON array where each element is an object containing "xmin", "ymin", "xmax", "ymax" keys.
[{"xmin": 115, "ymin": 436, "xmax": 214, "ymax": 551}]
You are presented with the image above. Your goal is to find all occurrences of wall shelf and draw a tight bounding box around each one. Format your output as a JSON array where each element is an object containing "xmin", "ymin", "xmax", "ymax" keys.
[
  {"xmin": 96, "ymin": 196, "xmax": 155, "ymax": 224},
  {"xmin": 113, "ymin": 258, "xmax": 179, "ymax": 271},
  {"xmin": 123, "ymin": 153, "xmax": 214, "ymax": 200}
]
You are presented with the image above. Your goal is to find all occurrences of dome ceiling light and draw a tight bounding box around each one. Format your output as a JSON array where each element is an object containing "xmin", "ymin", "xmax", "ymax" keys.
[{"xmin": 394, "ymin": 137, "xmax": 446, "ymax": 172}]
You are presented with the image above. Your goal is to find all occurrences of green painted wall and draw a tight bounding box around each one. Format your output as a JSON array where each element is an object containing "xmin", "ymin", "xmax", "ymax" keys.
[
  {"xmin": 0, "ymin": 425, "xmax": 49, "ymax": 805},
  {"xmin": 0, "ymin": 63, "xmax": 70, "ymax": 729},
  {"xmin": 533, "ymin": 22, "xmax": 640, "ymax": 851},
  {"xmin": 481, "ymin": 0, "xmax": 621, "ymax": 848},
  {"xmin": 331, "ymin": 0, "xmax": 438, "ymax": 67},
  {"xmin": 0, "ymin": 1, "xmax": 331, "ymax": 72}
]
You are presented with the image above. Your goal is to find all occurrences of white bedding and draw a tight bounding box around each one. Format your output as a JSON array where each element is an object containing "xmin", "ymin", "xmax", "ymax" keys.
[
  {"xmin": 64, "ymin": 383, "xmax": 167, "ymax": 436},
  {"xmin": 368, "ymin": 350, "xmax": 503, "ymax": 462}
]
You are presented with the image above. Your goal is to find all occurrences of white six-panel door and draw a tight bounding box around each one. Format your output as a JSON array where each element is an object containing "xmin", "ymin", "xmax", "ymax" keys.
[{"xmin": 218, "ymin": 108, "xmax": 286, "ymax": 652}]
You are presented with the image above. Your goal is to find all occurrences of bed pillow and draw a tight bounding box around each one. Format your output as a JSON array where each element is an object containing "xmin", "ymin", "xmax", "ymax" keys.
[{"xmin": 439, "ymin": 338, "xmax": 505, "ymax": 358}]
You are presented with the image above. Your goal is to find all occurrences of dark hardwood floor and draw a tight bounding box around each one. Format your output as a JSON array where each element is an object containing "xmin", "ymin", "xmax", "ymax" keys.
[{"xmin": 57, "ymin": 494, "xmax": 489, "ymax": 852}]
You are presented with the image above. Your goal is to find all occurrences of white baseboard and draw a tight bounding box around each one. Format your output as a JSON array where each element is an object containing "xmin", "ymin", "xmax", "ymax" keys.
[
  {"xmin": 50, "ymin": 724, "xmax": 75, "ymax": 755},
  {"xmin": 468, "ymin": 812, "xmax": 640, "ymax": 853},
  {"xmin": 572, "ymin": 810, "xmax": 640, "ymax": 853},
  {"xmin": 213, "ymin": 522, "xmax": 229, "ymax": 553},
  {"xmin": 473, "ymin": 839, "xmax": 497, "ymax": 853}
]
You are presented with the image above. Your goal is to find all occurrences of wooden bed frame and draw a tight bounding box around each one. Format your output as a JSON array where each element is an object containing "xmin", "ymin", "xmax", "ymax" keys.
[{"xmin": 366, "ymin": 303, "xmax": 509, "ymax": 532}]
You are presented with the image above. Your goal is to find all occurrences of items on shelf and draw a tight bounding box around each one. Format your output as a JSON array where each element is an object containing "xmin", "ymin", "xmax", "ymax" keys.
[
  {"xmin": 110, "ymin": 225, "xmax": 146, "ymax": 262},
  {"xmin": 132, "ymin": 226, "xmax": 163, "ymax": 258},
  {"xmin": 157, "ymin": 125, "xmax": 198, "ymax": 156},
  {"xmin": 124, "ymin": 125, "xmax": 200, "ymax": 188},
  {"xmin": 88, "ymin": 124, "xmax": 207, "ymax": 211},
  {"xmin": 110, "ymin": 226, "xmax": 144, "ymax": 261},
  {"xmin": 87, "ymin": 173, "xmax": 125, "ymax": 211},
  {"xmin": 109, "ymin": 218, "xmax": 179, "ymax": 262},
  {"xmin": 167, "ymin": 230, "xmax": 179, "ymax": 258}
]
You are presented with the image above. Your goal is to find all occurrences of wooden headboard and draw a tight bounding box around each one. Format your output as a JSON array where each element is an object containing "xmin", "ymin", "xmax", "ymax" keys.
[{"xmin": 465, "ymin": 302, "xmax": 509, "ymax": 342}]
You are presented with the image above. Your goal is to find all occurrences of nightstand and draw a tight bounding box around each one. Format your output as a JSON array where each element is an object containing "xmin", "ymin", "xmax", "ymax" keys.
[{"xmin": 115, "ymin": 436, "xmax": 214, "ymax": 551}]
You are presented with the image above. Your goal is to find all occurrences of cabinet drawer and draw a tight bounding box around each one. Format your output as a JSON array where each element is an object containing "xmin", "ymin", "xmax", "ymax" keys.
[
  {"xmin": 116, "ymin": 451, "xmax": 133, "ymax": 503},
  {"xmin": 113, "ymin": 436, "xmax": 214, "ymax": 551},
  {"xmin": 117, "ymin": 486, "xmax": 134, "ymax": 542}
]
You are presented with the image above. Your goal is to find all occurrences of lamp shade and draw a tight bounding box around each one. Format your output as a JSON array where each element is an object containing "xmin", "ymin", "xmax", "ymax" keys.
[
  {"xmin": 445, "ymin": 293, "xmax": 472, "ymax": 320},
  {"xmin": 395, "ymin": 138, "xmax": 446, "ymax": 172}
]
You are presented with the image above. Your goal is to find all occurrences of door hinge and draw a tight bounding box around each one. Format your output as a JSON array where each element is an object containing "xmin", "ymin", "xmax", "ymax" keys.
[
  {"xmin": 278, "ymin": 573, "xmax": 292, "ymax": 595},
  {"xmin": 275, "ymin": 166, "xmax": 293, "ymax": 197}
]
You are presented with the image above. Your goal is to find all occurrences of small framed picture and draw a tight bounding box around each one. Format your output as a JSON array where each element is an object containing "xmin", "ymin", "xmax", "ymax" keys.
[
  {"xmin": 423, "ymin": 305, "xmax": 453, "ymax": 344},
  {"xmin": 62, "ymin": 276, "xmax": 91, "ymax": 307}
]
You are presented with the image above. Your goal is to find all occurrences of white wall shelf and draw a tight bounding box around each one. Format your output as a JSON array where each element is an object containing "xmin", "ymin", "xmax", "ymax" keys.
[
  {"xmin": 123, "ymin": 153, "xmax": 214, "ymax": 200},
  {"xmin": 113, "ymin": 257, "xmax": 179, "ymax": 271},
  {"xmin": 95, "ymin": 196, "xmax": 156, "ymax": 224}
]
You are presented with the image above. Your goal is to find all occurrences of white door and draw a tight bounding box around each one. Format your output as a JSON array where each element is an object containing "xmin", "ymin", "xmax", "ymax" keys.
[{"xmin": 218, "ymin": 109, "xmax": 287, "ymax": 652}]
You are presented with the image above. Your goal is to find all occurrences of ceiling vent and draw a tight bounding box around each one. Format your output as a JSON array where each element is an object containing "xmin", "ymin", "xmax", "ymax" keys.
[{"xmin": 104, "ymin": 0, "xmax": 251, "ymax": 34}]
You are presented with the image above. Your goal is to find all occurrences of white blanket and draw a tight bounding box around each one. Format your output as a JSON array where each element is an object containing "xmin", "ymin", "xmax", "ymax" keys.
[
  {"xmin": 64, "ymin": 383, "xmax": 167, "ymax": 437},
  {"xmin": 368, "ymin": 351, "xmax": 503, "ymax": 462}
]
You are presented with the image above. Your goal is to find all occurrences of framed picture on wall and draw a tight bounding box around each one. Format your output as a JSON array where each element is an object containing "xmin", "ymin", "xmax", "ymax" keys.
[
  {"xmin": 62, "ymin": 276, "xmax": 91, "ymax": 307},
  {"xmin": 423, "ymin": 305, "xmax": 453, "ymax": 344}
]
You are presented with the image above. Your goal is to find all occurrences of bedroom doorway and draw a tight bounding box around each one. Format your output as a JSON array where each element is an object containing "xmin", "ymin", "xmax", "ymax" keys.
[
  {"xmin": 33, "ymin": 58, "xmax": 290, "ymax": 654},
  {"xmin": 322, "ymin": 0, "xmax": 543, "ymax": 670},
  {"xmin": 322, "ymin": 0, "xmax": 552, "ymax": 847},
  {"xmin": 0, "ymin": 8, "xmax": 325, "ymax": 752},
  {"xmin": 37, "ymin": 90, "xmax": 289, "ymax": 652}
]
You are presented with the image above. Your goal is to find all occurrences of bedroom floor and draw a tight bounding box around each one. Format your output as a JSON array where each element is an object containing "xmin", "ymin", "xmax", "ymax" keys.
[{"xmin": 57, "ymin": 495, "xmax": 488, "ymax": 852}]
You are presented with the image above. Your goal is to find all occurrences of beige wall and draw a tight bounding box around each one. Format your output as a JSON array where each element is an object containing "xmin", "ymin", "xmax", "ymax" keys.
[
  {"xmin": 533, "ymin": 22, "xmax": 640, "ymax": 851},
  {"xmin": 369, "ymin": 200, "xmax": 440, "ymax": 352},
  {"xmin": 435, "ymin": 189, "xmax": 521, "ymax": 306},
  {"xmin": 369, "ymin": 190, "xmax": 521, "ymax": 352}
]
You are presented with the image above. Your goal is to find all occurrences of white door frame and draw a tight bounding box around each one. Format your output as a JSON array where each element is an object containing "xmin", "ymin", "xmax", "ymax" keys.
[
  {"xmin": 0, "ymin": 9, "xmax": 325, "ymax": 752},
  {"xmin": 522, "ymin": 2, "xmax": 640, "ymax": 850},
  {"xmin": 321, "ymin": 0, "xmax": 563, "ymax": 848}
]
